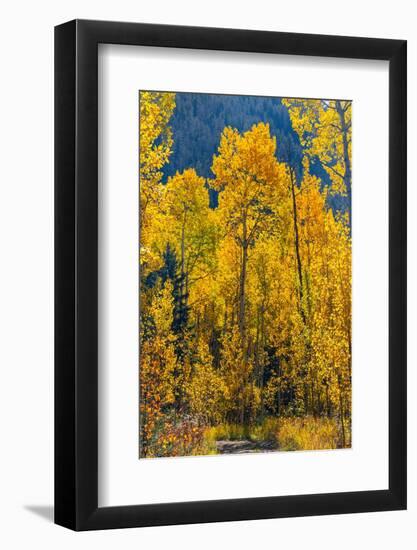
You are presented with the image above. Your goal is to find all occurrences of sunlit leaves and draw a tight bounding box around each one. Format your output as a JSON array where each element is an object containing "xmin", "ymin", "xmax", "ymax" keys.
[
  {"xmin": 139, "ymin": 91, "xmax": 176, "ymax": 274},
  {"xmin": 282, "ymin": 98, "xmax": 352, "ymax": 197},
  {"xmin": 139, "ymin": 95, "xmax": 352, "ymax": 457}
]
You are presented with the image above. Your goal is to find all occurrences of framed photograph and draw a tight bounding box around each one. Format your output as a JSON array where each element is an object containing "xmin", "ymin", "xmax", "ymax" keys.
[{"xmin": 55, "ymin": 19, "xmax": 406, "ymax": 530}]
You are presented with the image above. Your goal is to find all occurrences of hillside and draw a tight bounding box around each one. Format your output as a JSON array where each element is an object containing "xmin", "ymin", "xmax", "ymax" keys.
[{"xmin": 161, "ymin": 92, "xmax": 350, "ymax": 215}]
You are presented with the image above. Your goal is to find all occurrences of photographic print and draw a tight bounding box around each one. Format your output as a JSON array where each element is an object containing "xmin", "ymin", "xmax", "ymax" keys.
[{"xmin": 139, "ymin": 91, "xmax": 352, "ymax": 459}]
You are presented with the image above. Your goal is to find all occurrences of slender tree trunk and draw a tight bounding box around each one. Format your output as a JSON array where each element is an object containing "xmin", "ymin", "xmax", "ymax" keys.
[
  {"xmin": 239, "ymin": 212, "xmax": 248, "ymax": 341},
  {"xmin": 335, "ymin": 101, "xmax": 352, "ymax": 218},
  {"xmin": 175, "ymin": 209, "xmax": 188, "ymax": 411},
  {"xmin": 325, "ymin": 380, "xmax": 331, "ymax": 416},
  {"xmin": 255, "ymin": 308, "xmax": 260, "ymax": 381},
  {"xmin": 338, "ymin": 374, "xmax": 346, "ymax": 447},
  {"xmin": 311, "ymin": 378, "xmax": 315, "ymax": 417},
  {"xmin": 259, "ymin": 305, "xmax": 266, "ymax": 421},
  {"xmin": 276, "ymin": 357, "xmax": 281, "ymax": 417},
  {"xmin": 289, "ymin": 168, "xmax": 305, "ymax": 324},
  {"xmin": 238, "ymin": 211, "xmax": 249, "ymax": 425},
  {"xmin": 180, "ymin": 210, "xmax": 186, "ymax": 308}
]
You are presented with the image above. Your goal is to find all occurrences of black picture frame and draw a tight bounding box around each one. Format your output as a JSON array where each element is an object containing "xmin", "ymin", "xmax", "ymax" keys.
[{"xmin": 55, "ymin": 19, "xmax": 407, "ymax": 531}]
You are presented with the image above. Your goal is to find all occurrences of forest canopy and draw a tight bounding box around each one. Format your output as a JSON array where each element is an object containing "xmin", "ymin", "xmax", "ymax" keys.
[{"xmin": 139, "ymin": 91, "xmax": 352, "ymax": 458}]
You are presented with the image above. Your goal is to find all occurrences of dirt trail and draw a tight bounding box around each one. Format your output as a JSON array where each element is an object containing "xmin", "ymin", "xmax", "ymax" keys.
[{"xmin": 216, "ymin": 439, "xmax": 278, "ymax": 454}]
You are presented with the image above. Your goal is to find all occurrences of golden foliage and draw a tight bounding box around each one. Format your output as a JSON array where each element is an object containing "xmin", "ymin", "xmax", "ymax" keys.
[
  {"xmin": 139, "ymin": 93, "xmax": 352, "ymax": 457},
  {"xmin": 282, "ymin": 98, "xmax": 352, "ymax": 197},
  {"xmin": 139, "ymin": 91, "xmax": 176, "ymax": 273}
]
